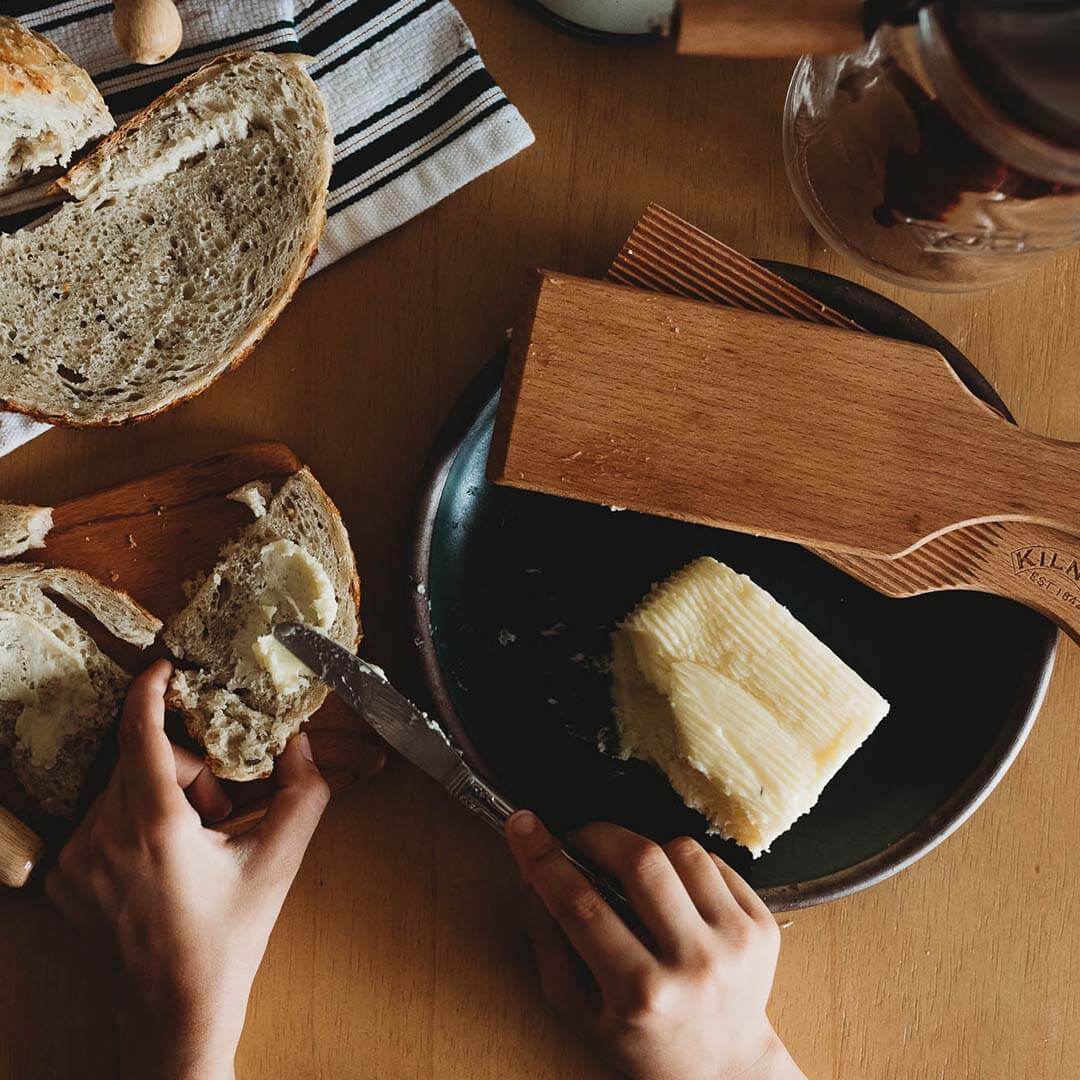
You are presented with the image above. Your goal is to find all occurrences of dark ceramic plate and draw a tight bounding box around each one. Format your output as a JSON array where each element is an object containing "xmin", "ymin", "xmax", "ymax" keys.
[{"xmin": 410, "ymin": 263, "xmax": 1057, "ymax": 911}]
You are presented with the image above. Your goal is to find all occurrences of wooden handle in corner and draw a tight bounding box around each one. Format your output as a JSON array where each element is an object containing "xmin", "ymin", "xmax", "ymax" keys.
[
  {"xmin": 0, "ymin": 806, "xmax": 44, "ymax": 889},
  {"xmin": 112, "ymin": 0, "xmax": 183, "ymax": 66},
  {"xmin": 677, "ymin": 0, "xmax": 865, "ymax": 57}
]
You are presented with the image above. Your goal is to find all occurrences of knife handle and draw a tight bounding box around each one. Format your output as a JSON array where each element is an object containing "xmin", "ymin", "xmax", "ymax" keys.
[
  {"xmin": 448, "ymin": 768, "xmax": 636, "ymax": 925},
  {"xmin": 677, "ymin": 0, "xmax": 866, "ymax": 57},
  {"xmin": 0, "ymin": 805, "xmax": 44, "ymax": 888}
]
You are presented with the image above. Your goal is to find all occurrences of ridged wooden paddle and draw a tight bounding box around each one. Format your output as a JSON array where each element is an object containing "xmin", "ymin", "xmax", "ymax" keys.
[
  {"xmin": 490, "ymin": 266, "xmax": 1080, "ymax": 560},
  {"xmin": 608, "ymin": 204, "xmax": 1080, "ymax": 645}
]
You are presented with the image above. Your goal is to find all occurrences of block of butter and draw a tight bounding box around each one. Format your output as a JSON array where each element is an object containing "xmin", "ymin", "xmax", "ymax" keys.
[{"xmin": 612, "ymin": 557, "xmax": 889, "ymax": 857}]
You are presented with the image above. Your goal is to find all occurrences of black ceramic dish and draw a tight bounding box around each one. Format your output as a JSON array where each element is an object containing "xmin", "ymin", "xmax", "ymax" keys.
[{"xmin": 410, "ymin": 262, "xmax": 1057, "ymax": 911}]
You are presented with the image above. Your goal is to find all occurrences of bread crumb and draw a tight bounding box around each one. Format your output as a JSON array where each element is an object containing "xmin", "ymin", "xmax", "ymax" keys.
[
  {"xmin": 108, "ymin": 570, "xmax": 119, "ymax": 582},
  {"xmin": 226, "ymin": 481, "xmax": 269, "ymax": 519},
  {"xmin": 571, "ymin": 652, "xmax": 613, "ymax": 675},
  {"xmin": 126, "ymin": 533, "xmax": 137, "ymax": 548},
  {"xmin": 497, "ymin": 628, "xmax": 516, "ymax": 646}
]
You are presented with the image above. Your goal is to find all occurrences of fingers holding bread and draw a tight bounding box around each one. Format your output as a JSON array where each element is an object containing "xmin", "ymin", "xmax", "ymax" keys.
[
  {"xmin": 238, "ymin": 733, "xmax": 330, "ymax": 882},
  {"xmin": 118, "ymin": 659, "xmax": 185, "ymax": 820}
]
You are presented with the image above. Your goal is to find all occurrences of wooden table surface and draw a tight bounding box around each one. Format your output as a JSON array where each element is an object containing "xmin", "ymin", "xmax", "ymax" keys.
[{"xmin": 2, "ymin": 3, "xmax": 1079, "ymax": 1077}]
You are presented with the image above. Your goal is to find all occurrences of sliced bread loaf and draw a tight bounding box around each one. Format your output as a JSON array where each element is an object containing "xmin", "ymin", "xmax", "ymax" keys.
[
  {"xmin": 0, "ymin": 564, "xmax": 161, "ymax": 816},
  {"xmin": 163, "ymin": 468, "xmax": 360, "ymax": 781},
  {"xmin": 0, "ymin": 17, "xmax": 113, "ymax": 196},
  {"xmin": 0, "ymin": 51, "xmax": 332, "ymax": 426},
  {"xmin": 0, "ymin": 501, "xmax": 52, "ymax": 557}
]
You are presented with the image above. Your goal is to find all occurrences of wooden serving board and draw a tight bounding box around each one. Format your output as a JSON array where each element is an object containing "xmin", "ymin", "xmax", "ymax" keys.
[
  {"xmin": 489, "ymin": 271, "xmax": 1080, "ymax": 560},
  {"xmin": 0, "ymin": 443, "xmax": 386, "ymax": 848}
]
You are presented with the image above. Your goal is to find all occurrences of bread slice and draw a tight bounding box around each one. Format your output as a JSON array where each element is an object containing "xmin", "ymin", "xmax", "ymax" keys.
[
  {"xmin": 0, "ymin": 501, "xmax": 52, "ymax": 557},
  {"xmin": 163, "ymin": 469, "xmax": 360, "ymax": 781},
  {"xmin": 0, "ymin": 564, "xmax": 161, "ymax": 817},
  {"xmin": 0, "ymin": 51, "xmax": 332, "ymax": 426},
  {"xmin": 0, "ymin": 17, "xmax": 113, "ymax": 196}
]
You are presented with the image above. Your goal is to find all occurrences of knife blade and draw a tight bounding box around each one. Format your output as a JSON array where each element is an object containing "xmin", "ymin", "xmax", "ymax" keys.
[
  {"xmin": 274, "ymin": 622, "xmax": 466, "ymax": 788},
  {"xmin": 272, "ymin": 623, "xmax": 634, "ymax": 922}
]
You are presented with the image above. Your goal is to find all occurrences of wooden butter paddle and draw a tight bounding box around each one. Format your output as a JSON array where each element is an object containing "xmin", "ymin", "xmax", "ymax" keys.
[
  {"xmin": 489, "ymin": 270, "xmax": 1080, "ymax": 561},
  {"xmin": 609, "ymin": 203, "xmax": 1080, "ymax": 644}
]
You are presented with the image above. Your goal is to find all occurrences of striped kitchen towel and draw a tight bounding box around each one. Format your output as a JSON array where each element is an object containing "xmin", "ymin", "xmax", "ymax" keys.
[{"xmin": 0, "ymin": 0, "xmax": 534, "ymax": 454}]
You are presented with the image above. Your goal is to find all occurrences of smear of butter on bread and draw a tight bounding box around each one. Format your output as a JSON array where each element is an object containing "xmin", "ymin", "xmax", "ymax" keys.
[
  {"xmin": 244, "ymin": 540, "xmax": 337, "ymax": 695},
  {"xmin": 0, "ymin": 612, "xmax": 96, "ymax": 770}
]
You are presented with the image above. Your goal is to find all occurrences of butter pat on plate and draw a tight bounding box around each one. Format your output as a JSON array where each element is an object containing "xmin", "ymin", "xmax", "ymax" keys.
[{"xmin": 612, "ymin": 557, "xmax": 890, "ymax": 857}]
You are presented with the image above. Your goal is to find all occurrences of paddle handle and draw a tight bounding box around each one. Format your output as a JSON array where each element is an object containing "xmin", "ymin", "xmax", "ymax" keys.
[
  {"xmin": 677, "ymin": 0, "xmax": 866, "ymax": 57},
  {"xmin": 825, "ymin": 520, "xmax": 1080, "ymax": 647},
  {"xmin": 0, "ymin": 806, "xmax": 44, "ymax": 889},
  {"xmin": 112, "ymin": 0, "xmax": 183, "ymax": 65},
  {"xmin": 972, "ymin": 422, "xmax": 1080, "ymax": 549}
]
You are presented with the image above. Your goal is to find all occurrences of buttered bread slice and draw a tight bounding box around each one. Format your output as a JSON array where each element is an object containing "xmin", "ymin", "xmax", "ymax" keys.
[
  {"xmin": 613, "ymin": 557, "xmax": 889, "ymax": 857},
  {"xmin": 0, "ymin": 564, "xmax": 160, "ymax": 817},
  {"xmin": 163, "ymin": 468, "xmax": 360, "ymax": 782}
]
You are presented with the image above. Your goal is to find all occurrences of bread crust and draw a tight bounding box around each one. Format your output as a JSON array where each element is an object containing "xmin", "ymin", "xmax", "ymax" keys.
[
  {"xmin": 0, "ymin": 17, "xmax": 110, "ymax": 123},
  {"xmin": 0, "ymin": 50, "xmax": 333, "ymax": 428},
  {"xmin": 0, "ymin": 563, "xmax": 162, "ymax": 645}
]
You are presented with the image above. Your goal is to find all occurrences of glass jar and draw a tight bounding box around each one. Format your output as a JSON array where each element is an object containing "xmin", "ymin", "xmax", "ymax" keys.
[{"xmin": 783, "ymin": 6, "xmax": 1080, "ymax": 291}]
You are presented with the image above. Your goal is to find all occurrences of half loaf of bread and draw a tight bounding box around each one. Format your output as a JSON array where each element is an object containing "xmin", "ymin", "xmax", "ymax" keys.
[
  {"xmin": 0, "ymin": 51, "xmax": 332, "ymax": 426},
  {"xmin": 164, "ymin": 468, "xmax": 360, "ymax": 781},
  {"xmin": 0, "ymin": 564, "xmax": 160, "ymax": 816},
  {"xmin": 0, "ymin": 17, "xmax": 113, "ymax": 196}
]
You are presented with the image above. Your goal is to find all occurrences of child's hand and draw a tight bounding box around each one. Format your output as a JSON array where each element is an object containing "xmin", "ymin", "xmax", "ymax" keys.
[
  {"xmin": 506, "ymin": 812, "xmax": 805, "ymax": 1080},
  {"xmin": 46, "ymin": 659, "xmax": 332, "ymax": 1080}
]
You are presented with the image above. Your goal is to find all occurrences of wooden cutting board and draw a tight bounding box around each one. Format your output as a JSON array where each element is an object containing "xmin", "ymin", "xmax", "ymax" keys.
[
  {"xmin": 489, "ymin": 271, "xmax": 1080, "ymax": 560},
  {"xmin": 0, "ymin": 443, "xmax": 386, "ymax": 850}
]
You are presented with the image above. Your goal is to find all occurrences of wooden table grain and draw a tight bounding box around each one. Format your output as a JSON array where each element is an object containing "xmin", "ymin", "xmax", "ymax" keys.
[{"xmin": 2, "ymin": 3, "xmax": 1079, "ymax": 1077}]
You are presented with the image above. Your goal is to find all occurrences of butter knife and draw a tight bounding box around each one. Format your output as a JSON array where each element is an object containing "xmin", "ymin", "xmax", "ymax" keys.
[{"xmin": 273, "ymin": 623, "xmax": 633, "ymax": 922}]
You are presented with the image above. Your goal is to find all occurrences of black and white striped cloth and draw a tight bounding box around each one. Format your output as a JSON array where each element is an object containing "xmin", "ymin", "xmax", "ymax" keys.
[{"xmin": 0, "ymin": 0, "xmax": 534, "ymax": 453}]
